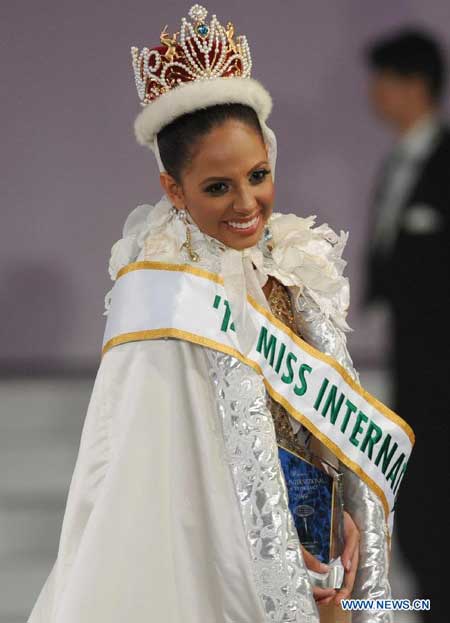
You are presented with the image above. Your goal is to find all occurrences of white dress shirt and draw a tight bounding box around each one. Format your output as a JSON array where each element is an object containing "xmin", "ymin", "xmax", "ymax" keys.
[{"xmin": 372, "ymin": 112, "xmax": 442, "ymax": 253}]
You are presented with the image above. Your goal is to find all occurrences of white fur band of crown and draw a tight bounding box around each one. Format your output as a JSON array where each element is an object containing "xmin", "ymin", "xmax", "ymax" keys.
[{"xmin": 130, "ymin": 3, "xmax": 252, "ymax": 106}]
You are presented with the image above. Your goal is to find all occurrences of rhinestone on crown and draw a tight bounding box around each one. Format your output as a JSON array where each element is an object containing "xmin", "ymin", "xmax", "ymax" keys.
[{"xmin": 130, "ymin": 4, "xmax": 252, "ymax": 106}]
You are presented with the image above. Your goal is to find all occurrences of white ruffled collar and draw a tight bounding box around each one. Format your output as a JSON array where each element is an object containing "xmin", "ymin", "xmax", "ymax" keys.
[{"xmin": 105, "ymin": 194, "xmax": 351, "ymax": 350}]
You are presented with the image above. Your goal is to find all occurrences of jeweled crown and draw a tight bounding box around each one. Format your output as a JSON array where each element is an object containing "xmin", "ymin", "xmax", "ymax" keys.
[{"xmin": 131, "ymin": 3, "xmax": 252, "ymax": 106}]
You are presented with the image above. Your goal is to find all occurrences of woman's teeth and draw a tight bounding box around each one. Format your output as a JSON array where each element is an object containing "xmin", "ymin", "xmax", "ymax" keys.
[{"xmin": 226, "ymin": 214, "xmax": 259, "ymax": 230}]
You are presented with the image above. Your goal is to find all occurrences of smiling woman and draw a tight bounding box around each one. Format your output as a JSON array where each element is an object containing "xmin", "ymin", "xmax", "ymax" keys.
[
  {"xmin": 27, "ymin": 4, "xmax": 401, "ymax": 623},
  {"xmin": 157, "ymin": 104, "xmax": 275, "ymax": 250}
]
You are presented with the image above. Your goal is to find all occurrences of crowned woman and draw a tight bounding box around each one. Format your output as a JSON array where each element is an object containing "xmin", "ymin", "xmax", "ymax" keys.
[{"xmin": 28, "ymin": 4, "xmax": 413, "ymax": 623}]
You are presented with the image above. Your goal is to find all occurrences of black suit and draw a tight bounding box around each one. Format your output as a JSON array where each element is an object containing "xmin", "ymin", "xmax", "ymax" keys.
[{"xmin": 364, "ymin": 124, "xmax": 450, "ymax": 618}]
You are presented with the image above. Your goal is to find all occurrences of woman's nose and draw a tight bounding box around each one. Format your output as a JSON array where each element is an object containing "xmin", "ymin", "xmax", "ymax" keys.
[{"xmin": 232, "ymin": 189, "xmax": 259, "ymax": 215}]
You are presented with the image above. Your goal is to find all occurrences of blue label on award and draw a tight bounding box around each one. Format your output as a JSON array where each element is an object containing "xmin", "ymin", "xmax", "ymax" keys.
[{"xmin": 278, "ymin": 444, "xmax": 334, "ymax": 563}]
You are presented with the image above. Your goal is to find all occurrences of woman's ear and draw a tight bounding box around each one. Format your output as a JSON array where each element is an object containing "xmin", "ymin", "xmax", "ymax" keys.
[{"xmin": 159, "ymin": 172, "xmax": 185, "ymax": 210}]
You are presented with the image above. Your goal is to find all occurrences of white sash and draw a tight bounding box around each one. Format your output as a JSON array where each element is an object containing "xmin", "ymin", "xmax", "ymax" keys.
[{"xmin": 102, "ymin": 261, "xmax": 415, "ymax": 535}]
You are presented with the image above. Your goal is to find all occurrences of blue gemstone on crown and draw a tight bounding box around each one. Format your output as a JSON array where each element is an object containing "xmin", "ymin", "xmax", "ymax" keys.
[{"xmin": 197, "ymin": 23, "xmax": 209, "ymax": 37}]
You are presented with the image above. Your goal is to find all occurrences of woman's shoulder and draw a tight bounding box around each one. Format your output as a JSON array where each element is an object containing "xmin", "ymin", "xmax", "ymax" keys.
[
  {"xmin": 265, "ymin": 211, "xmax": 351, "ymax": 332},
  {"xmin": 103, "ymin": 198, "xmax": 181, "ymax": 316},
  {"xmin": 267, "ymin": 211, "xmax": 349, "ymax": 270}
]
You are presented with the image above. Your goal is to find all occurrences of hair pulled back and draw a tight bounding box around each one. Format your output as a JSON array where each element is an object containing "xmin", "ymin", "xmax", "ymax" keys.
[{"xmin": 157, "ymin": 103, "xmax": 264, "ymax": 184}]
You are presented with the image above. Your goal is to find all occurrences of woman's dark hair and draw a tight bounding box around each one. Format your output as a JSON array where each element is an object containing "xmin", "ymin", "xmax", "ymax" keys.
[
  {"xmin": 156, "ymin": 102, "xmax": 264, "ymax": 184},
  {"xmin": 365, "ymin": 28, "xmax": 447, "ymax": 102}
]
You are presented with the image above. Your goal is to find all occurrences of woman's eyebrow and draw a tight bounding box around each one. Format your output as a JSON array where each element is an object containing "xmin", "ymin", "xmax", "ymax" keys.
[{"xmin": 200, "ymin": 160, "xmax": 269, "ymax": 184}]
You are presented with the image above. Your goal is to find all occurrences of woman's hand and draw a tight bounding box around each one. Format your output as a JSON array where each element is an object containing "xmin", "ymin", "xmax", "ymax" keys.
[
  {"xmin": 301, "ymin": 546, "xmax": 337, "ymax": 605},
  {"xmin": 301, "ymin": 510, "xmax": 360, "ymax": 607},
  {"xmin": 334, "ymin": 510, "xmax": 360, "ymax": 606}
]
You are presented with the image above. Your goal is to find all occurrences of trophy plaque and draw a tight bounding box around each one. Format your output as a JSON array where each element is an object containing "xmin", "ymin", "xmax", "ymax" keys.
[{"xmin": 278, "ymin": 438, "xmax": 345, "ymax": 589}]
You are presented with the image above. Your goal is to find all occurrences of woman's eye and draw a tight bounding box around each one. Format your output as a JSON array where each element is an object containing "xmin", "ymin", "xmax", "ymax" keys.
[
  {"xmin": 205, "ymin": 182, "xmax": 228, "ymax": 195},
  {"xmin": 251, "ymin": 168, "xmax": 271, "ymax": 183},
  {"xmin": 204, "ymin": 169, "xmax": 270, "ymax": 195}
]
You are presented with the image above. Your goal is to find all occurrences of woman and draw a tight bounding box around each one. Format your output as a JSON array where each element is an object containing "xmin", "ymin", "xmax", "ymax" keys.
[{"xmin": 28, "ymin": 5, "xmax": 399, "ymax": 622}]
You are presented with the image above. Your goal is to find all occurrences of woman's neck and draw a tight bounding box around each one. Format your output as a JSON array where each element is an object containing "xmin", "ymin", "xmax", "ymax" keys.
[{"xmin": 262, "ymin": 275, "xmax": 275, "ymax": 300}]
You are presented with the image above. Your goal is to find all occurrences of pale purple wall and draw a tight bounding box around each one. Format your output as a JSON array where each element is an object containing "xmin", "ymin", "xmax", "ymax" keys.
[{"xmin": 1, "ymin": 0, "xmax": 449, "ymax": 370}]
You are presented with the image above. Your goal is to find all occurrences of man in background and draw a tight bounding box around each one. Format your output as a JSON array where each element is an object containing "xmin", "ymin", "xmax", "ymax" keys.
[{"xmin": 363, "ymin": 28, "xmax": 449, "ymax": 618}]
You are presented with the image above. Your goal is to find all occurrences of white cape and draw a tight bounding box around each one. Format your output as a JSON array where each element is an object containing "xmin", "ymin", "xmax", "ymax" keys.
[
  {"xmin": 28, "ymin": 198, "xmax": 393, "ymax": 623},
  {"xmin": 28, "ymin": 338, "xmax": 271, "ymax": 622}
]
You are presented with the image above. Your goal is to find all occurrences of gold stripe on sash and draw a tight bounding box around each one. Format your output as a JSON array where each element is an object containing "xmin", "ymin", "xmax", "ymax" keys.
[{"xmin": 110, "ymin": 261, "xmax": 415, "ymax": 445}]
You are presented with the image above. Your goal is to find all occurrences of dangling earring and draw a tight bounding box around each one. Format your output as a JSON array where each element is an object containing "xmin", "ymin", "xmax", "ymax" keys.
[
  {"xmin": 178, "ymin": 207, "xmax": 200, "ymax": 262},
  {"xmin": 263, "ymin": 223, "xmax": 273, "ymax": 254}
]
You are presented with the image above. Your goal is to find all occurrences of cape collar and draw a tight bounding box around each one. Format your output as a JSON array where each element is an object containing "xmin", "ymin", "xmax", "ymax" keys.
[{"xmin": 105, "ymin": 193, "xmax": 352, "ymax": 349}]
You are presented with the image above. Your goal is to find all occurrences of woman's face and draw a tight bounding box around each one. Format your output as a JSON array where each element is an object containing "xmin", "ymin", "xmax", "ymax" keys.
[{"xmin": 160, "ymin": 119, "xmax": 275, "ymax": 250}]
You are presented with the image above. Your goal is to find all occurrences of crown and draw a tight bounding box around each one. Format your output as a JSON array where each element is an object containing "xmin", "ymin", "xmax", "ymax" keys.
[
  {"xmin": 130, "ymin": 3, "xmax": 272, "ymax": 150},
  {"xmin": 131, "ymin": 4, "xmax": 252, "ymax": 105}
]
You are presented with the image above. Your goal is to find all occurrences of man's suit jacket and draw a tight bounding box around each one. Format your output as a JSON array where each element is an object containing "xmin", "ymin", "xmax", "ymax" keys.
[{"xmin": 365, "ymin": 124, "xmax": 450, "ymax": 332}]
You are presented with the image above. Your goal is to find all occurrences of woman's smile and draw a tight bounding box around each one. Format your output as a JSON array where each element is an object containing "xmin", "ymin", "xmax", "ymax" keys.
[{"xmin": 223, "ymin": 211, "xmax": 262, "ymax": 236}]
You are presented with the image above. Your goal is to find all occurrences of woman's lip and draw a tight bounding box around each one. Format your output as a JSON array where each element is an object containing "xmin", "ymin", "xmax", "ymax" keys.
[
  {"xmin": 223, "ymin": 213, "xmax": 261, "ymax": 236},
  {"xmin": 225, "ymin": 212, "xmax": 261, "ymax": 224}
]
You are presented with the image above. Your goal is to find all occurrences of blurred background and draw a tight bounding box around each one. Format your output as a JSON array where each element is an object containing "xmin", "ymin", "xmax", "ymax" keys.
[{"xmin": 1, "ymin": 1, "xmax": 448, "ymax": 621}]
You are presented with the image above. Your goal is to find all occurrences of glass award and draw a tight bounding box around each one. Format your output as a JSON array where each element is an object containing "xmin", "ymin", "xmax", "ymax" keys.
[{"xmin": 277, "ymin": 437, "xmax": 345, "ymax": 589}]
